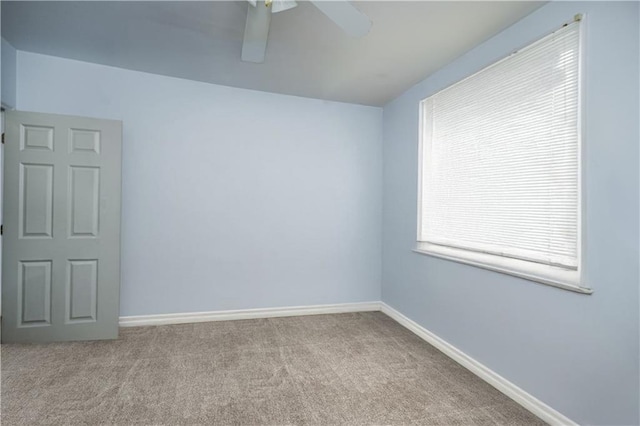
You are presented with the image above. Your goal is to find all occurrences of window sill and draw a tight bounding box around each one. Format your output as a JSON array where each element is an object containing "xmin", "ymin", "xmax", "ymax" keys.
[{"xmin": 413, "ymin": 243, "xmax": 592, "ymax": 295}]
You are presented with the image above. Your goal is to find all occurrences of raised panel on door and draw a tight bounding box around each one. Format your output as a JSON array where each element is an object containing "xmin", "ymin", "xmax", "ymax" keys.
[
  {"xmin": 19, "ymin": 163, "xmax": 54, "ymax": 238},
  {"xmin": 3, "ymin": 110, "xmax": 122, "ymax": 343},
  {"xmin": 18, "ymin": 260, "xmax": 52, "ymax": 326},
  {"xmin": 20, "ymin": 125, "xmax": 54, "ymax": 152},
  {"xmin": 69, "ymin": 129, "xmax": 100, "ymax": 154},
  {"xmin": 67, "ymin": 260, "xmax": 98, "ymax": 323},
  {"xmin": 69, "ymin": 166, "xmax": 100, "ymax": 238}
]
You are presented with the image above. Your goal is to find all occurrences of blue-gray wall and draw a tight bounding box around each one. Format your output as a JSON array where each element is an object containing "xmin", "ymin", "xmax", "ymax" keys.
[
  {"xmin": 381, "ymin": 2, "xmax": 639, "ymax": 424},
  {"xmin": 1, "ymin": 37, "xmax": 17, "ymax": 108},
  {"xmin": 16, "ymin": 52, "xmax": 383, "ymax": 317}
]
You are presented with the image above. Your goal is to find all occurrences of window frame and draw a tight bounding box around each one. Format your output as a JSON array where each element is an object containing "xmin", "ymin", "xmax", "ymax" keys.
[{"xmin": 415, "ymin": 16, "xmax": 591, "ymax": 295}]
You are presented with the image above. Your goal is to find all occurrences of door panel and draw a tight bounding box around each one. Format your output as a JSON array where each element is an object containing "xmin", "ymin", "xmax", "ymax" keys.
[
  {"xmin": 19, "ymin": 260, "xmax": 52, "ymax": 326},
  {"xmin": 20, "ymin": 163, "xmax": 54, "ymax": 238},
  {"xmin": 69, "ymin": 129, "xmax": 100, "ymax": 154},
  {"xmin": 67, "ymin": 259, "xmax": 98, "ymax": 323},
  {"xmin": 21, "ymin": 125, "xmax": 54, "ymax": 152},
  {"xmin": 3, "ymin": 111, "xmax": 122, "ymax": 343},
  {"xmin": 69, "ymin": 166, "xmax": 100, "ymax": 237}
]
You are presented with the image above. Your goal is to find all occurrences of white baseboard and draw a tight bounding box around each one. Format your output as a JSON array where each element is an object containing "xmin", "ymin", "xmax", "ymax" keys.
[
  {"xmin": 119, "ymin": 301, "xmax": 381, "ymax": 327},
  {"xmin": 380, "ymin": 302, "xmax": 577, "ymax": 426}
]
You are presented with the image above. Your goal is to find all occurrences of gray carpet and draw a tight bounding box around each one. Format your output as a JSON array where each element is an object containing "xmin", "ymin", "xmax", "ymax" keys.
[{"xmin": 2, "ymin": 312, "xmax": 544, "ymax": 425}]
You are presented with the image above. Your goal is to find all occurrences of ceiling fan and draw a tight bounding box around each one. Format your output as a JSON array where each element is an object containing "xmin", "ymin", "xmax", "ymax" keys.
[{"xmin": 242, "ymin": 0, "xmax": 372, "ymax": 63}]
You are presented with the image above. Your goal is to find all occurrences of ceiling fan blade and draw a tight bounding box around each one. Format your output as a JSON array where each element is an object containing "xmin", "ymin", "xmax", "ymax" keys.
[
  {"xmin": 309, "ymin": 0, "xmax": 371, "ymax": 38},
  {"xmin": 241, "ymin": 1, "xmax": 272, "ymax": 63},
  {"xmin": 271, "ymin": 0, "xmax": 298, "ymax": 14}
]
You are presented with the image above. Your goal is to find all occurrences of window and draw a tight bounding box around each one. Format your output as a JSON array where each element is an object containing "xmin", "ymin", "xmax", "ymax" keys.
[{"xmin": 416, "ymin": 19, "xmax": 590, "ymax": 293}]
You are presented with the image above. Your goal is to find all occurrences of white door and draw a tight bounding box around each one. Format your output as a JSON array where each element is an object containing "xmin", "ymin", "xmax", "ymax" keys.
[{"xmin": 2, "ymin": 110, "xmax": 122, "ymax": 343}]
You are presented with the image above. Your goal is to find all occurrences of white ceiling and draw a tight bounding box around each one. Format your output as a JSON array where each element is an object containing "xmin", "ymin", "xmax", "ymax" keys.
[{"xmin": 1, "ymin": 1, "xmax": 544, "ymax": 106}]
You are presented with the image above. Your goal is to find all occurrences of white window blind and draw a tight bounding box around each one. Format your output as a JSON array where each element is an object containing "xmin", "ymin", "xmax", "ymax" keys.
[{"xmin": 419, "ymin": 21, "xmax": 581, "ymax": 270}]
